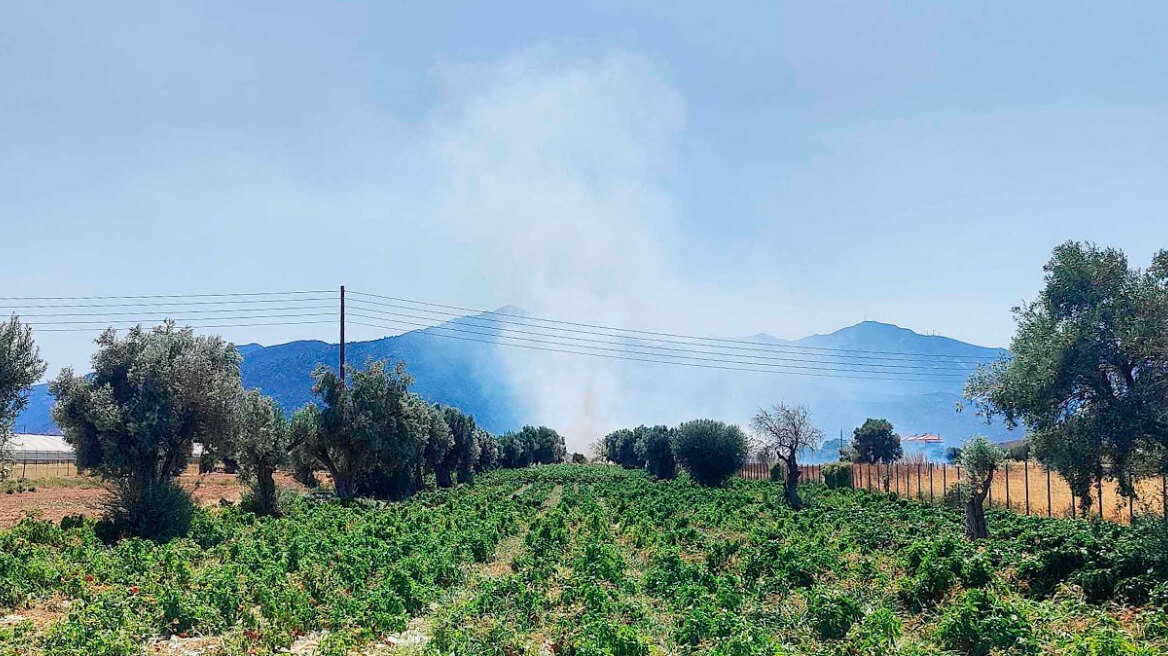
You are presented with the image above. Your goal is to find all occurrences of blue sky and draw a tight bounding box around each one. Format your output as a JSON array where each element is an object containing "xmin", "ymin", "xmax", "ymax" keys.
[{"xmin": 2, "ymin": 1, "xmax": 1167, "ymax": 380}]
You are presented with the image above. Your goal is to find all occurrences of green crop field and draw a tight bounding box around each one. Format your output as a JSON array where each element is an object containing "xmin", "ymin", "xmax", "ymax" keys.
[{"xmin": 2, "ymin": 465, "xmax": 1167, "ymax": 656}]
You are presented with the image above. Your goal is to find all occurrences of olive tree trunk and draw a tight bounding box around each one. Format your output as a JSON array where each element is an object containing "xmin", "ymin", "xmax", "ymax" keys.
[
  {"xmin": 964, "ymin": 478, "xmax": 991, "ymax": 540},
  {"xmin": 783, "ymin": 457, "xmax": 804, "ymax": 510}
]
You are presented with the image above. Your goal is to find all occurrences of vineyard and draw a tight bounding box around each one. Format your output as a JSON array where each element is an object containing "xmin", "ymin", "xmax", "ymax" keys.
[{"xmin": 2, "ymin": 465, "xmax": 1168, "ymax": 655}]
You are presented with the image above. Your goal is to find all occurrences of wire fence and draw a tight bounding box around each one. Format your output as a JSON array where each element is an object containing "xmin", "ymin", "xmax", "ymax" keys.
[{"xmin": 7, "ymin": 459, "xmax": 80, "ymax": 479}]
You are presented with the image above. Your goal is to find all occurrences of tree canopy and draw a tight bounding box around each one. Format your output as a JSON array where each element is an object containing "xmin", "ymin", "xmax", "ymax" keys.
[
  {"xmin": 966, "ymin": 242, "xmax": 1168, "ymax": 510},
  {"xmin": 750, "ymin": 403, "xmax": 824, "ymax": 509},
  {"xmin": 50, "ymin": 323, "xmax": 243, "ymax": 539},
  {"xmin": 671, "ymin": 419, "xmax": 748, "ymax": 487},
  {"xmin": 231, "ymin": 388, "xmax": 291, "ymax": 515},
  {"xmin": 0, "ymin": 315, "xmax": 45, "ymax": 479},
  {"xmin": 292, "ymin": 360, "xmax": 424, "ymax": 500},
  {"xmin": 850, "ymin": 418, "xmax": 903, "ymax": 464}
]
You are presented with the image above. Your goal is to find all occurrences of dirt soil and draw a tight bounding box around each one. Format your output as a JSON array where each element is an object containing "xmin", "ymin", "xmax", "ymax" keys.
[{"xmin": 0, "ymin": 469, "xmax": 305, "ymax": 529}]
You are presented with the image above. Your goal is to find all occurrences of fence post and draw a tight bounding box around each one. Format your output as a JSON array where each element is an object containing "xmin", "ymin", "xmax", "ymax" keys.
[
  {"xmin": 929, "ymin": 463, "xmax": 935, "ymax": 504},
  {"xmin": 1071, "ymin": 492, "xmax": 1076, "ymax": 518},
  {"xmin": 1046, "ymin": 466, "xmax": 1052, "ymax": 517},
  {"xmin": 1097, "ymin": 478, "xmax": 1104, "ymax": 520},
  {"xmin": 917, "ymin": 464, "xmax": 922, "ymax": 500},
  {"xmin": 988, "ymin": 466, "xmax": 993, "ymax": 507},
  {"xmin": 943, "ymin": 464, "xmax": 948, "ymax": 498},
  {"xmin": 1129, "ymin": 491, "xmax": 1134, "ymax": 525},
  {"xmin": 1023, "ymin": 461, "xmax": 1030, "ymax": 515},
  {"xmin": 1163, "ymin": 472, "xmax": 1167, "ymax": 521},
  {"xmin": 1005, "ymin": 461, "xmax": 1010, "ymax": 510}
]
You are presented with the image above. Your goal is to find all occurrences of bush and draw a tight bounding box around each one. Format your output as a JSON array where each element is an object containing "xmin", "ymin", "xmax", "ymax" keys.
[
  {"xmin": 671, "ymin": 419, "xmax": 748, "ymax": 487},
  {"xmin": 97, "ymin": 480, "xmax": 195, "ymax": 543},
  {"xmin": 806, "ymin": 587, "xmax": 863, "ymax": 640},
  {"xmin": 842, "ymin": 607, "xmax": 902, "ymax": 655},
  {"xmin": 770, "ymin": 463, "xmax": 783, "ymax": 482},
  {"xmin": 935, "ymin": 589, "xmax": 1036, "ymax": 656},
  {"xmin": 822, "ymin": 462, "xmax": 853, "ymax": 489}
]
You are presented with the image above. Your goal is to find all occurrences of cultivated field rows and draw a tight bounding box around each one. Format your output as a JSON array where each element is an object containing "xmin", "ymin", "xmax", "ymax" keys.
[{"xmin": 2, "ymin": 465, "xmax": 1167, "ymax": 655}]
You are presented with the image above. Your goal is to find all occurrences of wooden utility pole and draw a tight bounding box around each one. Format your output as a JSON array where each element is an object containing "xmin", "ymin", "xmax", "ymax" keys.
[{"xmin": 339, "ymin": 285, "xmax": 346, "ymax": 381}]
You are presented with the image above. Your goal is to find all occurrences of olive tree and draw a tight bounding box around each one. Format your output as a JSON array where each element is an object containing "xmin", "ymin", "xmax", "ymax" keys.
[
  {"xmin": 419, "ymin": 401, "xmax": 454, "ymax": 489},
  {"xmin": 231, "ymin": 389, "xmax": 290, "ymax": 516},
  {"xmin": 518, "ymin": 425, "xmax": 567, "ymax": 464},
  {"xmin": 50, "ymin": 323, "xmax": 242, "ymax": 540},
  {"xmin": 293, "ymin": 360, "xmax": 423, "ymax": 500},
  {"xmin": 475, "ymin": 428, "xmax": 500, "ymax": 472},
  {"xmin": 750, "ymin": 403, "xmax": 824, "ymax": 509},
  {"xmin": 633, "ymin": 425, "xmax": 676, "ymax": 479},
  {"xmin": 602, "ymin": 428, "xmax": 642, "ymax": 469},
  {"xmin": 443, "ymin": 405, "xmax": 479, "ymax": 485},
  {"xmin": 966, "ymin": 242, "xmax": 1168, "ymax": 513},
  {"xmin": 671, "ymin": 419, "xmax": 748, "ymax": 487},
  {"xmin": 957, "ymin": 435, "xmax": 1005, "ymax": 540},
  {"xmin": 0, "ymin": 315, "xmax": 46, "ymax": 480}
]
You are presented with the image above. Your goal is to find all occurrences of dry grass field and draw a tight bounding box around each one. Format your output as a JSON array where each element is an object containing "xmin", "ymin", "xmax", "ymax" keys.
[{"xmin": 849, "ymin": 461, "xmax": 1168, "ymax": 524}]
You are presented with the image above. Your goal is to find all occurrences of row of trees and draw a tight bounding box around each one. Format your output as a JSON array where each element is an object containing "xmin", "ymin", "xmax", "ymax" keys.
[
  {"xmin": 599, "ymin": 403, "xmax": 829, "ymax": 509},
  {"xmin": 600, "ymin": 420, "xmax": 751, "ymax": 487},
  {"xmin": 0, "ymin": 320, "xmax": 565, "ymax": 541}
]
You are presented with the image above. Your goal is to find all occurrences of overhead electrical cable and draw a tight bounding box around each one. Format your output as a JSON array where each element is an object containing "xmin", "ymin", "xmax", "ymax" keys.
[
  {"xmin": 25, "ymin": 311, "xmax": 335, "ymax": 326},
  {"xmin": 346, "ymin": 303, "xmax": 977, "ymax": 373},
  {"xmin": 347, "ymin": 313, "xmax": 969, "ymax": 381},
  {"xmin": 349, "ymin": 318, "xmax": 968, "ymax": 382},
  {"xmin": 0, "ymin": 290, "xmax": 332, "ymax": 301},
  {"xmin": 347, "ymin": 290, "xmax": 1001, "ymax": 364},
  {"xmin": 32, "ymin": 320, "xmax": 335, "ymax": 333}
]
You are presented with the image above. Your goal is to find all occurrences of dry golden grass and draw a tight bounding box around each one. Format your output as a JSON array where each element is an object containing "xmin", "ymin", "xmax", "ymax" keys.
[
  {"xmin": 7, "ymin": 461, "xmax": 82, "ymax": 479},
  {"xmin": 846, "ymin": 461, "xmax": 1168, "ymax": 524}
]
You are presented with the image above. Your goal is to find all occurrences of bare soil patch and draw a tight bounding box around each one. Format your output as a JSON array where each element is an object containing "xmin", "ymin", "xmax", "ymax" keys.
[{"xmin": 0, "ymin": 468, "xmax": 306, "ymax": 529}]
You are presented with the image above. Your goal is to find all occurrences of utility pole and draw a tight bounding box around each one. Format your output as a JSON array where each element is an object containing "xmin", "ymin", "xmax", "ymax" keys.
[{"xmin": 339, "ymin": 285, "xmax": 346, "ymax": 381}]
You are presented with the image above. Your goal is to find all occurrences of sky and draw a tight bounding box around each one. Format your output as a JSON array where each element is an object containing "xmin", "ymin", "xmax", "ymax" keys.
[{"xmin": 2, "ymin": 0, "xmax": 1167, "ymax": 383}]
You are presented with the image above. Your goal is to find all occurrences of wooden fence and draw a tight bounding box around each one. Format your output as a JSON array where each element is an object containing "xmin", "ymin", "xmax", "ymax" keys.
[{"xmin": 847, "ymin": 462, "xmax": 1165, "ymax": 524}]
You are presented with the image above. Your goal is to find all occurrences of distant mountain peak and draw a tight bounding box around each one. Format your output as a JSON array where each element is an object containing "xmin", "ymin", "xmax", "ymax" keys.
[{"xmin": 489, "ymin": 305, "xmax": 528, "ymax": 316}]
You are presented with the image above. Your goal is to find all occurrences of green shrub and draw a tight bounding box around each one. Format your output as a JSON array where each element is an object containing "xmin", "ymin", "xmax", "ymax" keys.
[
  {"xmin": 770, "ymin": 463, "xmax": 783, "ymax": 482},
  {"xmin": 97, "ymin": 480, "xmax": 194, "ymax": 544},
  {"xmin": 671, "ymin": 419, "xmax": 748, "ymax": 487},
  {"xmin": 822, "ymin": 462, "xmax": 853, "ymax": 489},
  {"xmin": 842, "ymin": 607, "xmax": 902, "ymax": 655},
  {"xmin": 935, "ymin": 589, "xmax": 1036, "ymax": 656},
  {"xmin": 806, "ymin": 587, "xmax": 863, "ymax": 640},
  {"xmin": 1065, "ymin": 626, "xmax": 1158, "ymax": 656}
]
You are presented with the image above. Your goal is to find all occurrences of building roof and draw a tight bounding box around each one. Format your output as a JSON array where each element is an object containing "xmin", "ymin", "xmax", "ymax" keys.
[
  {"xmin": 901, "ymin": 433, "xmax": 943, "ymax": 443},
  {"xmin": 7, "ymin": 434, "xmax": 74, "ymax": 462}
]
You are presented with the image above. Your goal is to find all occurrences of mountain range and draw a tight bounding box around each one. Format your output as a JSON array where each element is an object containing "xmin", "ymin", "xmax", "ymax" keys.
[{"xmin": 14, "ymin": 312, "xmax": 1017, "ymax": 459}]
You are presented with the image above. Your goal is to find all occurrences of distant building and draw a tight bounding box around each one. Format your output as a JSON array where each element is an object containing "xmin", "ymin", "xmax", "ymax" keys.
[
  {"xmin": 901, "ymin": 433, "xmax": 943, "ymax": 444},
  {"xmin": 7, "ymin": 434, "xmax": 74, "ymax": 462}
]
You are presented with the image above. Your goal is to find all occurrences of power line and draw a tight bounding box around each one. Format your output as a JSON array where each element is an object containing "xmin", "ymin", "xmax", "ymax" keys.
[
  {"xmin": 350, "ymin": 315, "xmax": 971, "ymax": 380},
  {"xmin": 347, "ymin": 290, "xmax": 1001, "ymax": 364},
  {"xmin": 15, "ymin": 305, "xmax": 334, "ymax": 318},
  {"xmin": 347, "ymin": 304, "xmax": 976, "ymax": 373},
  {"xmin": 0, "ymin": 290, "xmax": 333, "ymax": 301},
  {"xmin": 26, "ymin": 311, "xmax": 335, "ymax": 326},
  {"xmin": 0, "ymin": 297, "xmax": 334, "ymax": 310},
  {"xmin": 349, "ymin": 318, "xmax": 968, "ymax": 382},
  {"xmin": 32, "ymin": 319, "xmax": 336, "ymax": 333}
]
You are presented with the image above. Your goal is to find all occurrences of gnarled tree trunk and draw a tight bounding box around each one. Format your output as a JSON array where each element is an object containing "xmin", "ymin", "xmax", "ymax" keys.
[
  {"xmin": 783, "ymin": 457, "xmax": 804, "ymax": 510},
  {"xmin": 964, "ymin": 478, "xmax": 991, "ymax": 540}
]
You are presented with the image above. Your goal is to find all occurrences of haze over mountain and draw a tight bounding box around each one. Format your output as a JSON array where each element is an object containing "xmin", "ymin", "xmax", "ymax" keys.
[{"xmin": 15, "ymin": 311, "xmax": 1014, "ymax": 458}]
